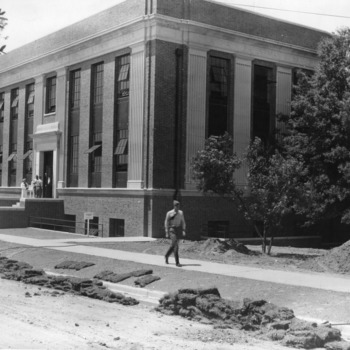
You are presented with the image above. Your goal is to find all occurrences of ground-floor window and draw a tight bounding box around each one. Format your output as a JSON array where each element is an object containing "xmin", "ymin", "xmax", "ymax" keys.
[
  {"xmin": 109, "ymin": 218, "xmax": 125, "ymax": 237},
  {"xmin": 208, "ymin": 221, "xmax": 229, "ymax": 238}
]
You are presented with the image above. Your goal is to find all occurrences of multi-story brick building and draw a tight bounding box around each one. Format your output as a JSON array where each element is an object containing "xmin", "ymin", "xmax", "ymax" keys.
[{"xmin": 0, "ymin": 0, "xmax": 329, "ymax": 238}]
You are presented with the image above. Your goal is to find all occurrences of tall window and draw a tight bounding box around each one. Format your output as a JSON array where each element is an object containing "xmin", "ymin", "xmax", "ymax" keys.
[
  {"xmin": 114, "ymin": 54, "xmax": 130, "ymax": 188},
  {"xmin": 23, "ymin": 83, "xmax": 34, "ymax": 183},
  {"xmin": 87, "ymin": 63, "xmax": 103, "ymax": 188},
  {"xmin": 0, "ymin": 92, "xmax": 4, "ymax": 186},
  {"xmin": 68, "ymin": 69, "xmax": 81, "ymax": 187},
  {"xmin": 208, "ymin": 55, "xmax": 231, "ymax": 137},
  {"xmin": 46, "ymin": 76, "xmax": 56, "ymax": 113},
  {"xmin": 0, "ymin": 92, "xmax": 4, "ymax": 122},
  {"xmin": 9, "ymin": 88, "xmax": 19, "ymax": 186},
  {"xmin": 252, "ymin": 63, "xmax": 276, "ymax": 144}
]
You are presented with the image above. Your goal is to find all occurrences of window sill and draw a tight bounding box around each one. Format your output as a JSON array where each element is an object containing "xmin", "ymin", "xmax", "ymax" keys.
[{"xmin": 44, "ymin": 112, "xmax": 56, "ymax": 117}]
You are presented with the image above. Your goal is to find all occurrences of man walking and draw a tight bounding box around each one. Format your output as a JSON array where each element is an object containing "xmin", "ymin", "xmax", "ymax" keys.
[{"xmin": 164, "ymin": 200, "xmax": 186, "ymax": 267}]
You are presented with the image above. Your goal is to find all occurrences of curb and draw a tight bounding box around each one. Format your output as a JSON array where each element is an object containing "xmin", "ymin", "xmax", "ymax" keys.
[{"xmin": 103, "ymin": 281, "xmax": 166, "ymax": 304}]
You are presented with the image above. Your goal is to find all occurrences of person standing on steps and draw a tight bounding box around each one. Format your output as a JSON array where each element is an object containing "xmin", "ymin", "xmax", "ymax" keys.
[
  {"xmin": 36, "ymin": 176, "xmax": 43, "ymax": 198},
  {"xmin": 20, "ymin": 178, "xmax": 28, "ymax": 199},
  {"xmin": 164, "ymin": 200, "xmax": 186, "ymax": 267}
]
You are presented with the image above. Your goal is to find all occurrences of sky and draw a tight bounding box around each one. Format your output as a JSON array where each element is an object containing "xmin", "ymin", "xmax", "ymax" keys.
[{"xmin": 1, "ymin": 0, "xmax": 350, "ymax": 52}]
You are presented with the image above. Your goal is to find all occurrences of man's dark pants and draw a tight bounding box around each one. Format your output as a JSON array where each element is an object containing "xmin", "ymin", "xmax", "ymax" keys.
[{"xmin": 165, "ymin": 227, "xmax": 181, "ymax": 265}]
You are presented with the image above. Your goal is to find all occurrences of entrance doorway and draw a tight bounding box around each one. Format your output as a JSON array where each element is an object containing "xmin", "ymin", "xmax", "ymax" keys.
[{"xmin": 43, "ymin": 151, "xmax": 53, "ymax": 198}]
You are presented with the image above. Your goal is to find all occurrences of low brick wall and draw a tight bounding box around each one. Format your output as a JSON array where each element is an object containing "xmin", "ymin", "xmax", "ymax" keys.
[
  {"xmin": 0, "ymin": 198, "xmax": 19, "ymax": 207},
  {"xmin": 0, "ymin": 208, "xmax": 28, "ymax": 228},
  {"xmin": 0, "ymin": 199, "xmax": 65, "ymax": 229}
]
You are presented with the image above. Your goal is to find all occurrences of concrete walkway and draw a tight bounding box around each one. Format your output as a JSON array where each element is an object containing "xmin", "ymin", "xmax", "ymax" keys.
[{"xmin": 1, "ymin": 232, "xmax": 350, "ymax": 294}]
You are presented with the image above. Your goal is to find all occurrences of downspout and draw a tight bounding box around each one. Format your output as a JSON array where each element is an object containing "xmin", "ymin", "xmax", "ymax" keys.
[
  {"xmin": 145, "ymin": 0, "xmax": 153, "ymax": 189},
  {"xmin": 143, "ymin": 0, "xmax": 153, "ymax": 237},
  {"xmin": 174, "ymin": 48, "xmax": 184, "ymax": 200}
]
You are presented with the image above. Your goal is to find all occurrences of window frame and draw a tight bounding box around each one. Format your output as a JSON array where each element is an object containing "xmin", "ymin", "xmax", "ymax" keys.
[
  {"xmin": 206, "ymin": 51, "xmax": 235, "ymax": 138},
  {"xmin": 251, "ymin": 59, "xmax": 277, "ymax": 145},
  {"xmin": 45, "ymin": 76, "xmax": 57, "ymax": 114}
]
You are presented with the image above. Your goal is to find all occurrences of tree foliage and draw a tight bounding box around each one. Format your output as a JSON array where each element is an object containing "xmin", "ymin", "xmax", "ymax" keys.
[
  {"xmin": 191, "ymin": 133, "xmax": 241, "ymax": 196},
  {"xmin": 192, "ymin": 134, "xmax": 305, "ymax": 254},
  {"xmin": 282, "ymin": 28, "xmax": 350, "ymax": 225},
  {"xmin": 0, "ymin": 8, "xmax": 7, "ymax": 54},
  {"xmin": 192, "ymin": 29, "xmax": 350, "ymax": 253},
  {"xmin": 246, "ymin": 138, "xmax": 308, "ymax": 248}
]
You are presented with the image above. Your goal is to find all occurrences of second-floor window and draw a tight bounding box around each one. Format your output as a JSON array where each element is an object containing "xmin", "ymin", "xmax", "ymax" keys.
[
  {"xmin": 11, "ymin": 88, "xmax": 19, "ymax": 120},
  {"xmin": 67, "ymin": 69, "xmax": 81, "ymax": 187},
  {"xmin": 114, "ymin": 54, "xmax": 130, "ymax": 188},
  {"xmin": 46, "ymin": 76, "xmax": 56, "ymax": 113},
  {"xmin": 88, "ymin": 63, "xmax": 104, "ymax": 188},
  {"xmin": 26, "ymin": 83, "xmax": 35, "ymax": 119},
  {"xmin": 0, "ymin": 92, "xmax": 4, "ymax": 122},
  {"xmin": 208, "ymin": 55, "xmax": 231, "ymax": 137},
  {"xmin": 252, "ymin": 62, "xmax": 276, "ymax": 145}
]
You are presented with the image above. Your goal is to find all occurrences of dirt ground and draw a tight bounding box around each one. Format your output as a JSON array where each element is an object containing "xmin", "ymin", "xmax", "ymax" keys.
[
  {"xmin": 1, "ymin": 278, "xmax": 294, "ymax": 350},
  {"xmin": 74, "ymin": 238, "xmax": 336, "ymax": 274},
  {"xmin": 1, "ymin": 231, "xmax": 350, "ymax": 349}
]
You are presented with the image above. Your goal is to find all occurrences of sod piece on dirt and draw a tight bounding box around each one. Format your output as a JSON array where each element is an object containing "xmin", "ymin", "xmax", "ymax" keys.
[
  {"xmin": 55, "ymin": 260, "xmax": 95, "ymax": 271},
  {"xmin": 156, "ymin": 288, "xmax": 345, "ymax": 349},
  {"xmin": 0, "ymin": 257, "xmax": 139, "ymax": 306},
  {"xmin": 134, "ymin": 275, "xmax": 160, "ymax": 287}
]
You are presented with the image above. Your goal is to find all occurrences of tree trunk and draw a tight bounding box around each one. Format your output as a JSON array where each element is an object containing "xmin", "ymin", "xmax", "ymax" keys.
[
  {"xmin": 267, "ymin": 236, "xmax": 274, "ymax": 255},
  {"xmin": 261, "ymin": 227, "xmax": 267, "ymax": 254}
]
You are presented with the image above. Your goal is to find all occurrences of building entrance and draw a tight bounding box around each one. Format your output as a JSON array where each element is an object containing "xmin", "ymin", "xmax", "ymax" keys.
[{"xmin": 43, "ymin": 151, "xmax": 53, "ymax": 198}]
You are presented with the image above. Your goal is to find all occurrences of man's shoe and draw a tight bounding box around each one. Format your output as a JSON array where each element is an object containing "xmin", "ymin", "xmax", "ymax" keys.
[
  {"xmin": 176, "ymin": 263, "xmax": 182, "ymax": 267},
  {"xmin": 165, "ymin": 256, "xmax": 169, "ymax": 264}
]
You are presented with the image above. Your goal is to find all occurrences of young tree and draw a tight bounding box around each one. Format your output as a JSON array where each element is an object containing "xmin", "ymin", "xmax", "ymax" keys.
[
  {"xmin": 282, "ymin": 28, "xmax": 350, "ymax": 226},
  {"xmin": 191, "ymin": 133, "xmax": 307, "ymax": 254},
  {"xmin": 0, "ymin": 8, "xmax": 7, "ymax": 54},
  {"xmin": 246, "ymin": 138, "xmax": 308, "ymax": 253}
]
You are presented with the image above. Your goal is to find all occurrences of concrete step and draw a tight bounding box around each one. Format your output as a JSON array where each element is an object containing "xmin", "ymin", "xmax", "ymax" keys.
[{"xmin": 12, "ymin": 200, "xmax": 25, "ymax": 208}]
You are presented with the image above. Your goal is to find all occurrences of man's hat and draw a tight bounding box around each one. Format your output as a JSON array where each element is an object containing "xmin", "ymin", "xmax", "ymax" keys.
[{"xmin": 173, "ymin": 200, "xmax": 180, "ymax": 206}]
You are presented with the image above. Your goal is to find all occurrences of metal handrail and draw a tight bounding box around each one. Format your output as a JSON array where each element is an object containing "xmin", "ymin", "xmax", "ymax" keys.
[{"xmin": 28, "ymin": 216, "xmax": 104, "ymax": 236}]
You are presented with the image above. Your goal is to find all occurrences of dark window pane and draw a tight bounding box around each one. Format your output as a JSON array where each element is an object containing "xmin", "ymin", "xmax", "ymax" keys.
[{"xmin": 208, "ymin": 56, "xmax": 230, "ymax": 136}]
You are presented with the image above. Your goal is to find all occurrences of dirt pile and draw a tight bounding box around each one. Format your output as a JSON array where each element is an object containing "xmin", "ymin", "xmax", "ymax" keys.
[
  {"xmin": 316, "ymin": 240, "xmax": 350, "ymax": 274},
  {"xmin": 183, "ymin": 239, "xmax": 252, "ymax": 256},
  {"xmin": 0, "ymin": 257, "xmax": 139, "ymax": 306},
  {"xmin": 156, "ymin": 288, "xmax": 348, "ymax": 349}
]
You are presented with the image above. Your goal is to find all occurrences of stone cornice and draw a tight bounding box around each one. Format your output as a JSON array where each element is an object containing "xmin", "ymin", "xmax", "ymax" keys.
[
  {"xmin": 0, "ymin": 12, "xmax": 321, "ymax": 76},
  {"xmin": 0, "ymin": 16, "xmax": 147, "ymax": 74},
  {"xmin": 152, "ymin": 14, "xmax": 319, "ymax": 55}
]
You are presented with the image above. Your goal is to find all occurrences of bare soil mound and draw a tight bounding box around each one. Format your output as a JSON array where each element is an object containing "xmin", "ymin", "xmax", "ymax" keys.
[
  {"xmin": 315, "ymin": 240, "xmax": 350, "ymax": 274},
  {"xmin": 182, "ymin": 238, "xmax": 253, "ymax": 256}
]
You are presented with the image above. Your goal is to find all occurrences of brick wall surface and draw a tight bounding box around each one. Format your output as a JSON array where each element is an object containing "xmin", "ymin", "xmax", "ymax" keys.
[
  {"xmin": 156, "ymin": 0, "xmax": 329, "ymax": 50},
  {"xmin": 152, "ymin": 40, "xmax": 179, "ymax": 188},
  {"xmin": 150, "ymin": 40, "xmax": 188, "ymax": 190},
  {"xmin": 0, "ymin": 210, "xmax": 28, "ymax": 228},
  {"xmin": 59, "ymin": 191, "xmax": 145, "ymax": 237},
  {"xmin": 151, "ymin": 193, "xmax": 251, "ymax": 239},
  {"xmin": 0, "ymin": 200, "xmax": 65, "ymax": 229}
]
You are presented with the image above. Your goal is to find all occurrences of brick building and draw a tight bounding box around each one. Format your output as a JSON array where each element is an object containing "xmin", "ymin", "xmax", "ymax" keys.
[{"xmin": 0, "ymin": 0, "xmax": 329, "ymax": 238}]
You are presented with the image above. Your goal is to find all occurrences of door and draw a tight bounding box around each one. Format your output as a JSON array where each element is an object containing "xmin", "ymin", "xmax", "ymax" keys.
[{"xmin": 43, "ymin": 151, "xmax": 53, "ymax": 198}]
